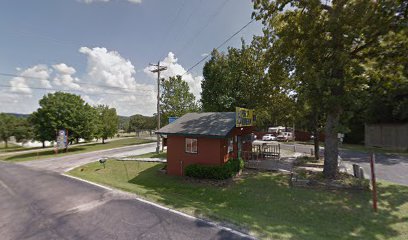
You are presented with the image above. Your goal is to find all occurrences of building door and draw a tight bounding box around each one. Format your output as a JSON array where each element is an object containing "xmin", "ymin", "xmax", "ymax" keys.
[{"xmin": 237, "ymin": 136, "xmax": 242, "ymax": 158}]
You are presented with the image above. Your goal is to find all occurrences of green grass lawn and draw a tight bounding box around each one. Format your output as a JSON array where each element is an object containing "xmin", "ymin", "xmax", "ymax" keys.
[
  {"xmin": 340, "ymin": 144, "xmax": 408, "ymax": 156},
  {"xmin": 128, "ymin": 151, "xmax": 167, "ymax": 159},
  {"xmin": 0, "ymin": 142, "xmax": 24, "ymax": 152},
  {"xmin": 69, "ymin": 160, "xmax": 408, "ymax": 240},
  {"xmin": 0, "ymin": 138, "xmax": 154, "ymax": 162}
]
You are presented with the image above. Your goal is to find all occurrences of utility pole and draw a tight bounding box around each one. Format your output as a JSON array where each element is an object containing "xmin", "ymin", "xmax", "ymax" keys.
[{"xmin": 149, "ymin": 61, "xmax": 167, "ymax": 153}]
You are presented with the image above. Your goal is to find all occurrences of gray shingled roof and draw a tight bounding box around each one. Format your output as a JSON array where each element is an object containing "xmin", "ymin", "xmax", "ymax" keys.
[{"xmin": 156, "ymin": 112, "xmax": 236, "ymax": 138}]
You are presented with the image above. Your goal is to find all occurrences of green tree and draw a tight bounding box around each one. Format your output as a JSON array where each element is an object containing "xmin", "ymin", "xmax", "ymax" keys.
[
  {"xmin": 0, "ymin": 113, "xmax": 15, "ymax": 148},
  {"xmin": 201, "ymin": 39, "xmax": 296, "ymax": 129},
  {"xmin": 161, "ymin": 75, "xmax": 199, "ymax": 125},
  {"xmin": 128, "ymin": 114, "xmax": 157, "ymax": 134},
  {"xmin": 253, "ymin": 0, "xmax": 407, "ymax": 178},
  {"xmin": 29, "ymin": 110, "xmax": 54, "ymax": 147},
  {"xmin": 13, "ymin": 117, "xmax": 33, "ymax": 144},
  {"xmin": 0, "ymin": 113, "xmax": 32, "ymax": 148},
  {"xmin": 30, "ymin": 92, "xmax": 98, "ymax": 145},
  {"xmin": 95, "ymin": 105, "xmax": 119, "ymax": 144}
]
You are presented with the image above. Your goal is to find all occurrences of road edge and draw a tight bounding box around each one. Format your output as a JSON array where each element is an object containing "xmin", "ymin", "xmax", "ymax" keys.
[{"xmin": 62, "ymin": 173, "xmax": 257, "ymax": 240}]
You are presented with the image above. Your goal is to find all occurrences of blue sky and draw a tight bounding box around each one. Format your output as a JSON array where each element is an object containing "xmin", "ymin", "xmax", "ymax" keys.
[{"xmin": 0, "ymin": 0, "xmax": 262, "ymax": 116}]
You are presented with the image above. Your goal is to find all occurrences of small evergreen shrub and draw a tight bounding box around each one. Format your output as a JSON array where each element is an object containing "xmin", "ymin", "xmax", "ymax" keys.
[{"xmin": 184, "ymin": 158, "xmax": 244, "ymax": 180}]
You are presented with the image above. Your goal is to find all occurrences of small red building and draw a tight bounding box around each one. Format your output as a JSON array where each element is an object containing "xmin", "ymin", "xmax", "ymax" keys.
[{"xmin": 156, "ymin": 112, "xmax": 254, "ymax": 176}]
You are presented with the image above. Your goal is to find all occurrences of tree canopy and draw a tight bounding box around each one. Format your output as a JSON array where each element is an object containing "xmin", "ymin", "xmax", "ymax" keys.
[
  {"xmin": 201, "ymin": 39, "xmax": 297, "ymax": 130},
  {"xmin": 160, "ymin": 75, "xmax": 199, "ymax": 125},
  {"xmin": 95, "ymin": 105, "xmax": 119, "ymax": 143},
  {"xmin": 253, "ymin": 0, "xmax": 407, "ymax": 178},
  {"xmin": 0, "ymin": 113, "xmax": 32, "ymax": 148}
]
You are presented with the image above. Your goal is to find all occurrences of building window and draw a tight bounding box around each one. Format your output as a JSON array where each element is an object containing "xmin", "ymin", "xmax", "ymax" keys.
[{"xmin": 185, "ymin": 138, "xmax": 198, "ymax": 153}]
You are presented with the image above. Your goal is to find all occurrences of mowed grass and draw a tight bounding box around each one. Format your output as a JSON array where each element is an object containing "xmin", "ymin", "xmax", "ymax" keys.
[
  {"xmin": 69, "ymin": 160, "xmax": 408, "ymax": 240},
  {"xmin": 128, "ymin": 151, "xmax": 167, "ymax": 159},
  {"xmin": 0, "ymin": 142, "xmax": 25, "ymax": 152},
  {"xmin": 340, "ymin": 144, "xmax": 408, "ymax": 156},
  {"xmin": 0, "ymin": 138, "xmax": 154, "ymax": 162}
]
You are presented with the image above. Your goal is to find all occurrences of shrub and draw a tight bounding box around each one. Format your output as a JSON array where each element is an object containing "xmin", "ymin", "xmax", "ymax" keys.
[{"xmin": 184, "ymin": 158, "xmax": 244, "ymax": 180}]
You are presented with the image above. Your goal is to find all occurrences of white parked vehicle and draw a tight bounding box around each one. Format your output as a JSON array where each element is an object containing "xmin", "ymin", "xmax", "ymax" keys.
[
  {"xmin": 277, "ymin": 132, "xmax": 294, "ymax": 142},
  {"xmin": 262, "ymin": 134, "xmax": 276, "ymax": 141}
]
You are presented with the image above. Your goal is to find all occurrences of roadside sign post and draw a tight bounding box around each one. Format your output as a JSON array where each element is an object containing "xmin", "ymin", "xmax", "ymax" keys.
[
  {"xmin": 370, "ymin": 153, "xmax": 378, "ymax": 212},
  {"xmin": 56, "ymin": 129, "xmax": 68, "ymax": 153}
]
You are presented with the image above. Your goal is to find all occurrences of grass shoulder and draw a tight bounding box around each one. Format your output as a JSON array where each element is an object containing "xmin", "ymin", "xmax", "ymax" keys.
[
  {"xmin": 0, "ymin": 138, "xmax": 154, "ymax": 162},
  {"xmin": 127, "ymin": 151, "xmax": 167, "ymax": 159},
  {"xmin": 69, "ymin": 160, "xmax": 408, "ymax": 240}
]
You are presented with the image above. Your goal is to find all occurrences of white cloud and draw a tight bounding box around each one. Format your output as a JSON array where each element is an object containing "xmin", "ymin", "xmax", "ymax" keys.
[
  {"xmin": 79, "ymin": 46, "xmax": 156, "ymax": 115},
  {"xmin": 79, "ymin": 0, "xmax": 142, "ymax": 4},
  {"xmin": 201, "ymin": 53, "xmax": 209, "ymax": 57},
  {"xmin": 53, "ymin": 63, "xmax": 76, "ymax": 75},
  {"xmin": 1, "ymin": 48, "xmax": 156, "ymax": 116},
  {"xmin": 10, "ymin": 77, "xmax": 31, "ymax": 94},
  {"xmin": 127, "ymin": 0, "xmax": 142, "ymax": 4},
  {"xmin": 144, "ymin": 52, "xmax": 203, "ymax": 99},
  {"xmin": 9, "ymin": 64, "xmax": 52, "ymax": 94},
  {"xmin": 79, "ymin": 0, "xmax": 109, "ymax": 4},
  {"xmin": 52, "ymin": 63, "xmax": 81, "ymax": 90},
  {"xmin": 79, "ymin": 47, "xmax": 138, "ymax": 90}
]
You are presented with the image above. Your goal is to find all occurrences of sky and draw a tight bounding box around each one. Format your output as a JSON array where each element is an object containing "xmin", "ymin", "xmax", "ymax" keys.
[{"xmin": 0, "ymin": 0, "xmax": 262, "ymax": 116}]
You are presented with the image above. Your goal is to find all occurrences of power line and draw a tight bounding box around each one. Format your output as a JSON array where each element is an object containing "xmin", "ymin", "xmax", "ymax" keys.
[
  {"xmin": 168, "ymin": 0, "xmax": 204, "ymax": 59},
  {"xmin": 0, "ymin": 84, "xmax": 151, "ymax": 97},
  {"xmin": 0, "ymin": 72, "xmax": 154, "ymax": 92},
  {"xmin": 177, "ymin": 0, "xmax": 231, "ymax": 58},
  {"xmin": 181, "ymin": 18, "xmax": 255, "ymax": 76}
]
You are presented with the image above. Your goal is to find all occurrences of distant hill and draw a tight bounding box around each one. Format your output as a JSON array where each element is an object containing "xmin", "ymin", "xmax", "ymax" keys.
[
  {"xmin": 3, "ymin": 113, "xmax": 30, "ymax": 118},
  {"xmin": 118, "ymin": 115, "xmax": 130, "ymax": 130}
]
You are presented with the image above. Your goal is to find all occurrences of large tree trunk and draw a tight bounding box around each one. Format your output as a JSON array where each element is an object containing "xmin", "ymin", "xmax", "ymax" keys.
[
  {"xmin": 42, "ymin": 140, "xmax": 45, "ymax": 148},
  {"xmin": 323, "ymin": 111, "xmax": 340, "ymax": 179},
  {"xmin": 313, "ymin": 129, "xmax": 320, "ymax": 160},
  {"xmin": 4, "ymin": 139, "xmax": 8, "ymax": 149},
  {"xmin": 313, "ymin": 111, "xmax": 320, "ymax": 160},
  {"xmin": 102, "ymin": 138, "xmax": 105, "ymax": 144}
]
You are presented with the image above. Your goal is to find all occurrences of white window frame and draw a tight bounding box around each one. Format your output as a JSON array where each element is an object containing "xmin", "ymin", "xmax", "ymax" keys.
[{"xmin": 185, "ymin": 138, "xmax": 198, "ymax": 154}]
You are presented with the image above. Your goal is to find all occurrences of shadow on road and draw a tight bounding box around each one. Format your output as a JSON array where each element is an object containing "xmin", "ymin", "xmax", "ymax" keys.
[{"xmin": 128, "ymin": 164, "xmax": 408, "ymax": 240}]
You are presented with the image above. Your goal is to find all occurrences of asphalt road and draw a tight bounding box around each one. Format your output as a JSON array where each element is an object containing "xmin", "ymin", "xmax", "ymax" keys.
[
  {"xmin": 339, "ymin": 150, "xmax": 408, "ymax": 186},
  {"xmin": 18, "ymin": 142, "xmax": 157, "ymax": 173},
  {"xmin": 276, "ymin": 142, "xmax": 408, "ymax": 186},
  {"xmin": 0, "ymin": 137, "xmax": 142, "ymax": 158},
  {"xmin": 0, "ymin": 162, "xmax": 251, "ymax": 240}
]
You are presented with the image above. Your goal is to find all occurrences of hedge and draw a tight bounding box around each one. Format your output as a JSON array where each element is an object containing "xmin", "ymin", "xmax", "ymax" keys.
[{"xmin": 184, "ymin": 158, "xmax": 244, "ymax": 180}]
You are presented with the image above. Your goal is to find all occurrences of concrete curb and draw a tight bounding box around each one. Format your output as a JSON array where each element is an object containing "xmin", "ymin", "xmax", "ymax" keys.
[{"xmin": 62, "ymin": 173, "xmax": 256, "ymax": 240}]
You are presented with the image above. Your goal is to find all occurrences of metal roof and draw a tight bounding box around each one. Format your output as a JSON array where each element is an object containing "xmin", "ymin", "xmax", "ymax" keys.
[{"xmin": 156, "ymin": 112, "xmax": 236, "ymax": 138}]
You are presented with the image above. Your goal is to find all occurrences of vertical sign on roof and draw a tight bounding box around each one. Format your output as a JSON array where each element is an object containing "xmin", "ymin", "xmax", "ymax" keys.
[{"xmin": 236, "ymin": 107, "xmax": 255, "ymax": 127}]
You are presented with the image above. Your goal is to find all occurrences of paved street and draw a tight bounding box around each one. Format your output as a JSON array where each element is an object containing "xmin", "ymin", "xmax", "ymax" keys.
[
  {"xmin": 0, "ymin": 137, "xmax": 142, "ymax": 158},
  {"xmin": 339, "ymin": 150, "xmax": 408, "ymax": 186},
  {"xmin": 18, "ymin": 142, "xmax": 157, "ymax": 173},
  {"xmin": 277, "ymin": 142, "xmax": 408, "ymax": 186},
  {"xmin": 0, "ymin": 162, "xmax": 251, "ymax": 240}
]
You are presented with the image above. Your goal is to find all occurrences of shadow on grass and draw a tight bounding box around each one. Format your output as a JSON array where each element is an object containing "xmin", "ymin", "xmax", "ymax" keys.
[{"xmin": 128, "ymin": 165, "xmax": 408, "ymax": 240}]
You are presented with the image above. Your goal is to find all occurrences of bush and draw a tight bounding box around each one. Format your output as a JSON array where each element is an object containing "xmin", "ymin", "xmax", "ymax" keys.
[{"xmin": 184, "ymin": 158, "xmax": 244, "ymax": 180}]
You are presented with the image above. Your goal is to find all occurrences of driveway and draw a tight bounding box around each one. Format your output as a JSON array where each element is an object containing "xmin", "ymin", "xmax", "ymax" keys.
[
  {"xmin": 276, "ymin": 142, "xmax": 408, "ymax": 186},
  {"xmin": 18, "ymin": 142, "xmax": 157, "ymax": 173},
  {"xmin": 0, "ymin": 162, "xmax": 251, "ymax": 240},
  {"xmin": 339, "ymin": 150, "xmax": 408, "ymax": 186}
]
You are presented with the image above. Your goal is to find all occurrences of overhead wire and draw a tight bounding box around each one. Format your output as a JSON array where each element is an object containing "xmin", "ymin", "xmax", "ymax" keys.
[
  {"xmin": 0, "ymin": 72, "xmax": 154, "ymax": 92},
  {"xmin": 181, "ymin": 18, "xmax": 255, "ymax": 76},
  {"xmin": 0, "ymin": 84, "xmax": 151, "ymax": 97},
  {"xmin": 177, "ymin": 0, "xmax": 231, "ymax": 58}
]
